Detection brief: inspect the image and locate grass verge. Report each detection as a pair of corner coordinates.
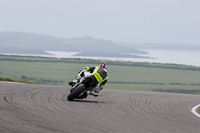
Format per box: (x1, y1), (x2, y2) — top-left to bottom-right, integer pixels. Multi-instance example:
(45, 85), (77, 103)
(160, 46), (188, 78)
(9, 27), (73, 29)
(1, 55), (200, 94)
(0, 77), (39, 84)
(196, 106), (200, 114)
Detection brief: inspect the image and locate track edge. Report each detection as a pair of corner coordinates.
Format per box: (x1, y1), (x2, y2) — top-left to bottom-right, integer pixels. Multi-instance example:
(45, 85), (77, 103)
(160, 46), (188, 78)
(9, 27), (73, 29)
(191, 104), (200, 118)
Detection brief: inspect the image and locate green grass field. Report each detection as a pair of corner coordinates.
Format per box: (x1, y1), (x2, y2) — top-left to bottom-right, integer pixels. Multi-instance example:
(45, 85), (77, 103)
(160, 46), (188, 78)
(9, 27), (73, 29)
(1, 55), (200, 94)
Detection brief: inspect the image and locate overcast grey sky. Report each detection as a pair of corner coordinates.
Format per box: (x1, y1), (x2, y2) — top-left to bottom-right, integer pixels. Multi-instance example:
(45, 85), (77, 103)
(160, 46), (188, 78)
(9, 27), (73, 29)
(1, 0), (200, 45)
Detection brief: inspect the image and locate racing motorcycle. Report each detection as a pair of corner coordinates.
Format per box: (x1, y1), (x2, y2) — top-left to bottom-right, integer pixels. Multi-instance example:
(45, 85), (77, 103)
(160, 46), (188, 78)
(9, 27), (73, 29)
(67, 71), (99, 101)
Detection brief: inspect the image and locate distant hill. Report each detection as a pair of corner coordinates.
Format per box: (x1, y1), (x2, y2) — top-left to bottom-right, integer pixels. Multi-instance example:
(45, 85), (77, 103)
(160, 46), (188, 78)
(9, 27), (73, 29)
(118, 42), (200, 51)
(0, 31), (148, 58)
(0, 44), (47, 54)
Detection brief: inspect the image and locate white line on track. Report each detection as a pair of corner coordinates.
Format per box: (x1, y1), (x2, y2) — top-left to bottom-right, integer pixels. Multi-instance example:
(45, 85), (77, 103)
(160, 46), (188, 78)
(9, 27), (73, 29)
(191, 104), (200, 118)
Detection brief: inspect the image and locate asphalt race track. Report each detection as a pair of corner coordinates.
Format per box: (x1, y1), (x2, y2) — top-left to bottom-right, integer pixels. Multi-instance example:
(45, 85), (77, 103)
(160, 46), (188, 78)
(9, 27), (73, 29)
(0, 82), (200, 133)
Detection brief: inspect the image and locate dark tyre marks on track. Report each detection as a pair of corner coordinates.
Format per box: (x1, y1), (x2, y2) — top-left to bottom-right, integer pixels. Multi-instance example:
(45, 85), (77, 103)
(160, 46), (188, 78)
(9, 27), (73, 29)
(0, 82), (200, 133)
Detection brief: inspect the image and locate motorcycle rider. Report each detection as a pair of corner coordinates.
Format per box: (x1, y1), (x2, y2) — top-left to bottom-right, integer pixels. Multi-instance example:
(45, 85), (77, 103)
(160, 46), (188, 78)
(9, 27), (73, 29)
(68, 63), (108, 98)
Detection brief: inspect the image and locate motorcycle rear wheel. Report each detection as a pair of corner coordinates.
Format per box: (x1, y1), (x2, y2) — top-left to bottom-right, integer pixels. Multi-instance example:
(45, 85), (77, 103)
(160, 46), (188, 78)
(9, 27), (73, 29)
(67, 84), (86, 101)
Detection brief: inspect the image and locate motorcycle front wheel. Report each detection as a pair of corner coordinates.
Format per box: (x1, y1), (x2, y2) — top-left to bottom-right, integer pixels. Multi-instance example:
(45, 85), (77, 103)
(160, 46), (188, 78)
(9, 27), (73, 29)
(67, 84), (86, 101)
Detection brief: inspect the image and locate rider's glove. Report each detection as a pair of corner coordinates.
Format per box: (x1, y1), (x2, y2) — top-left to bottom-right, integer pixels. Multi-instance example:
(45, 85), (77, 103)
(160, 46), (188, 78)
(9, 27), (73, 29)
(76, 76), (81, 82)
(84, 67), (90, 70)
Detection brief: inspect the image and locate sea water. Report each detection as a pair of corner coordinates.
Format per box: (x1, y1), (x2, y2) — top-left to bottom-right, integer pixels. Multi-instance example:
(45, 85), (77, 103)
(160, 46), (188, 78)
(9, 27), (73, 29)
(45, 50), (200, 67)
(2, 50), (200, 67)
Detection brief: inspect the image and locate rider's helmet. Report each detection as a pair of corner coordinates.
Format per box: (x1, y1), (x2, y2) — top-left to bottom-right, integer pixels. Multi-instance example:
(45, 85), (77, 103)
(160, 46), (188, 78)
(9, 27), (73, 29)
(99, 63), (107, 70)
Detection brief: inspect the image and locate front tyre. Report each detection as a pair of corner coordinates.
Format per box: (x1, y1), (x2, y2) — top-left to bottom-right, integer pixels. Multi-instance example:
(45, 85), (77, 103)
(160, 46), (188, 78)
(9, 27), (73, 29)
(67, 84), (86, 101)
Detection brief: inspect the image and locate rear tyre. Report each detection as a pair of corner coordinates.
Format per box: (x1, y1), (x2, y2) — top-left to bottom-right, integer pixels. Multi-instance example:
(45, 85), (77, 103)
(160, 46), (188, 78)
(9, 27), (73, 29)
(67, 84), (86, 101)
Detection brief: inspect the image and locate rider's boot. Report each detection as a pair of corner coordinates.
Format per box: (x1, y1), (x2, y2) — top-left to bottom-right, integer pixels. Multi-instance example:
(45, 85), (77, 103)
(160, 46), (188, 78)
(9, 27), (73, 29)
(88, 90), (99, 97)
